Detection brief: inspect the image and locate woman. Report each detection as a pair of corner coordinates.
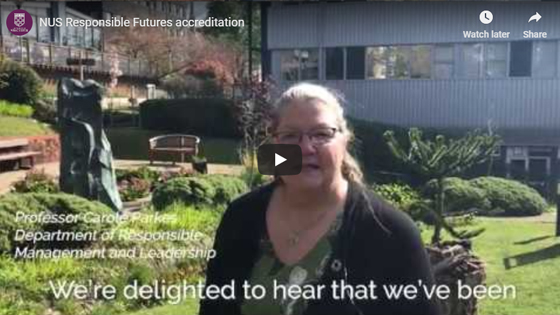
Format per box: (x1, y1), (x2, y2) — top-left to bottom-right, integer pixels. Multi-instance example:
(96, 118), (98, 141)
(199, 83), (440, 315)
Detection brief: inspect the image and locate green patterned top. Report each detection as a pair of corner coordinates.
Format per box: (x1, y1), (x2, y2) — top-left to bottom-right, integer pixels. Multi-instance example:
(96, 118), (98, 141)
(241, 211), (343, 315)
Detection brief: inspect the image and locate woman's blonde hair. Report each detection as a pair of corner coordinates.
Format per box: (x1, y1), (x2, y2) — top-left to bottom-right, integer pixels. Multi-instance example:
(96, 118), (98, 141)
(270, 82), (364, 184)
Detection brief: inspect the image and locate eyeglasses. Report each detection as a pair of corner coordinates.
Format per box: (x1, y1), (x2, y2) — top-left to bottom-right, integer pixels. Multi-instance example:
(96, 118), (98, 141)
(272, 127), (340, 145)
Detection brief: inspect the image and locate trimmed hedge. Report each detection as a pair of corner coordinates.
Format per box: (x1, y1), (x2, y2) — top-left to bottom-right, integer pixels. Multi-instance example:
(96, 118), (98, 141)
(151, 175), (248, 210)
(152, 177), (215, 210)
(470, 177), (547, 216)
(139, 98), (241, 138)
(423, 177), (490, 214)
(201, 174), (248, 205)
(0, 59), (43, 105)
(0, 193), (115, 254)
(419, 176), (547, 216)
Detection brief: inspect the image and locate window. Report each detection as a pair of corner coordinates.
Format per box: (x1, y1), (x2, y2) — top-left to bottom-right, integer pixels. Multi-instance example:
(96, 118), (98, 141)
(433, 44), (453, 79)
(533, 41), (557, 78)
(410, 45), (431, 78)
(459, 43), (483, 78)
(346, 47), (365, 79)
(325, 48), (344, 80)
(510, 41), (532, 77)
(280, 49), (318, 81)
(85, 28), (93, 48)
(486, 43), (507, 78)
(300, 49), (319, 80)
(93, 28), (102, 50)
(366, 45), (430, 79)
(366, 47), (388, 79)
(280, 50), (298, 81)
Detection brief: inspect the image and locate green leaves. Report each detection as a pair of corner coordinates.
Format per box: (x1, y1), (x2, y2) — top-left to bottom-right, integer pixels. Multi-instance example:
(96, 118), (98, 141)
(384, 128), (501, 178)
(384, 127), (500, 243)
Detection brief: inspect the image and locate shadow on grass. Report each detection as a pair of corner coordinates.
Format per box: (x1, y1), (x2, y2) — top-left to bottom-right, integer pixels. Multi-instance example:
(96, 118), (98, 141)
(514, 235), (554, 245)
(503, 243), (560, 270)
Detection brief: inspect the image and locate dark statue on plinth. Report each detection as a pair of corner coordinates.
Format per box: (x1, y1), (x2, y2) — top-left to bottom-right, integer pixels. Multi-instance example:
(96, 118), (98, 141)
(57, 78), (122, 211)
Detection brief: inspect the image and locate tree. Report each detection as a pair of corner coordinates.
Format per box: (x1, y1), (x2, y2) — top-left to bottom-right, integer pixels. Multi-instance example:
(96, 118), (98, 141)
(233, 78), (276, 188)
(384, 128), (501, 244)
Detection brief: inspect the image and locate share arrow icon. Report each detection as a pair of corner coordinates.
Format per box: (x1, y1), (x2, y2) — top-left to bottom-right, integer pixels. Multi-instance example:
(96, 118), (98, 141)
(528, 12), (541, 23)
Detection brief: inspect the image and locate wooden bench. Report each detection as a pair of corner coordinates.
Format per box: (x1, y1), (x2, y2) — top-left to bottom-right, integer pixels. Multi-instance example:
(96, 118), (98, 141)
(0, 139), (41, 170)
(148, 134), (200, 165)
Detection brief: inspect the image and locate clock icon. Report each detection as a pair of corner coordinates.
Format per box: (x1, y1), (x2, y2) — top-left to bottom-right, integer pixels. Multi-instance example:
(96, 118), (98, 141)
(480, 10), (493, 24)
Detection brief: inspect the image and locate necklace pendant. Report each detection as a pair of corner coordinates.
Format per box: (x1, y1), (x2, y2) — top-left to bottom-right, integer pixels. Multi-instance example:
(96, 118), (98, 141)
(289, 233), (299, 247)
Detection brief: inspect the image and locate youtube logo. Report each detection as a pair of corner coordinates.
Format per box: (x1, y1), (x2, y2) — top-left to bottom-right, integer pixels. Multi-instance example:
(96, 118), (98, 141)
(257, 144), (302, 176)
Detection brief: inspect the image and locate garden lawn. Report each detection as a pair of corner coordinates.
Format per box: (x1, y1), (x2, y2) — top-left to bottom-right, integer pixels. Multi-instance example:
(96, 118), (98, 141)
(423, 217), (560, 315)
(0, 115), (55, 137)
(124, 297), (199, 315)
(106, 127), (241, 164)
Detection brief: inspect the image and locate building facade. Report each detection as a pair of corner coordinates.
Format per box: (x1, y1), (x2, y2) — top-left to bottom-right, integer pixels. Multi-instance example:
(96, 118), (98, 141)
(0, 1), (208, 98)
(262, 1), (560, 196)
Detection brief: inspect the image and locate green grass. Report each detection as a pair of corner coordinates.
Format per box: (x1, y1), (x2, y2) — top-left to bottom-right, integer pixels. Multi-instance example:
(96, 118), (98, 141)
(0, 115), (55, 137)
(106, 127), (241, 164)
(124, 297), (199, 315)
(422, 217), (560, 315)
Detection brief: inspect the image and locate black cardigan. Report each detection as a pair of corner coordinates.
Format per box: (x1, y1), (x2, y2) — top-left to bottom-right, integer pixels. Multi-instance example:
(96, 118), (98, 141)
(199, 181), (441, 315)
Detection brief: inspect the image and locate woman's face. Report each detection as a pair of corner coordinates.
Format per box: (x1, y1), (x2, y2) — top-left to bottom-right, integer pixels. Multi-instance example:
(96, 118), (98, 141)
(273, 100), (347, 190)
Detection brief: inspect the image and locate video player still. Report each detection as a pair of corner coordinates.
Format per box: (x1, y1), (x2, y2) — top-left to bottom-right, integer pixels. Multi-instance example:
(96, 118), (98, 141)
(0, 1), (559, 315)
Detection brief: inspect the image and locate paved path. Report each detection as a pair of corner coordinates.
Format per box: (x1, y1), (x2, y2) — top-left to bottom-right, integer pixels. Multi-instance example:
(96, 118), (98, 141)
(0, 160), (243, 195)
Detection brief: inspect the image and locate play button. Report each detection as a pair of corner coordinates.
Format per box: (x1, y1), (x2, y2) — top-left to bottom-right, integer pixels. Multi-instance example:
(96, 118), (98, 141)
(275, 153), (287, 166)
(258, 144), (302, 175)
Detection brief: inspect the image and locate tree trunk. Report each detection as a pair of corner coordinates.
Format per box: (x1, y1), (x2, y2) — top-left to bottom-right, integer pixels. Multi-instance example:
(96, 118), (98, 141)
(427, 240), (486, 315)
(432, 177), (445, 244)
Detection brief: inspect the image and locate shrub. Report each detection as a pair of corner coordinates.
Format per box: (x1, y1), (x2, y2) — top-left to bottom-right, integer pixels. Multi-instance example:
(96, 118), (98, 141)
(0, 193), (115, 254)
(32, 99), (57, 124)
(161, 74), (222, 98)
(469, 177), (547, 216)
(139, 98), (240, 138)
(119, 178), (151, 202)
(423, 177), (490, 214)
(202, 174), (248, 205)
(0, 59), (43, 105)
(152, 177), (216, 210)
(239, 148), (271, 188)
(372, 183), (420, 211)
(11, 169), (59, 193)
(116, 166), (161, 185)
(0, 100), (33, 118)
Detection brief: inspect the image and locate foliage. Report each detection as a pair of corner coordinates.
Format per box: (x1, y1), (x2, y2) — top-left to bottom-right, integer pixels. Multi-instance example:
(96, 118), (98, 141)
(384, 127), (500, 244)
(470, 177), (547, 216)
(151, 174), (248, 210)
(119, 178), (151, 202)
(239, 148), (270, 188)
(32, 99), (57, 124)
(161, 74), (222, 98)
(0, 100), (33, 118)
(372, 182), (420, 211)
(233, 79), (275, 188)
(423, 177), (490, 214)
(0, 59), (43, 105)
(152, 177), (217, 210)
(11, 169), (59, 193)
(0, 192), (114, 254)
(139, 98), (240, 138)
(201, 174), (248, 205)
(116, 166), (161, 185)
